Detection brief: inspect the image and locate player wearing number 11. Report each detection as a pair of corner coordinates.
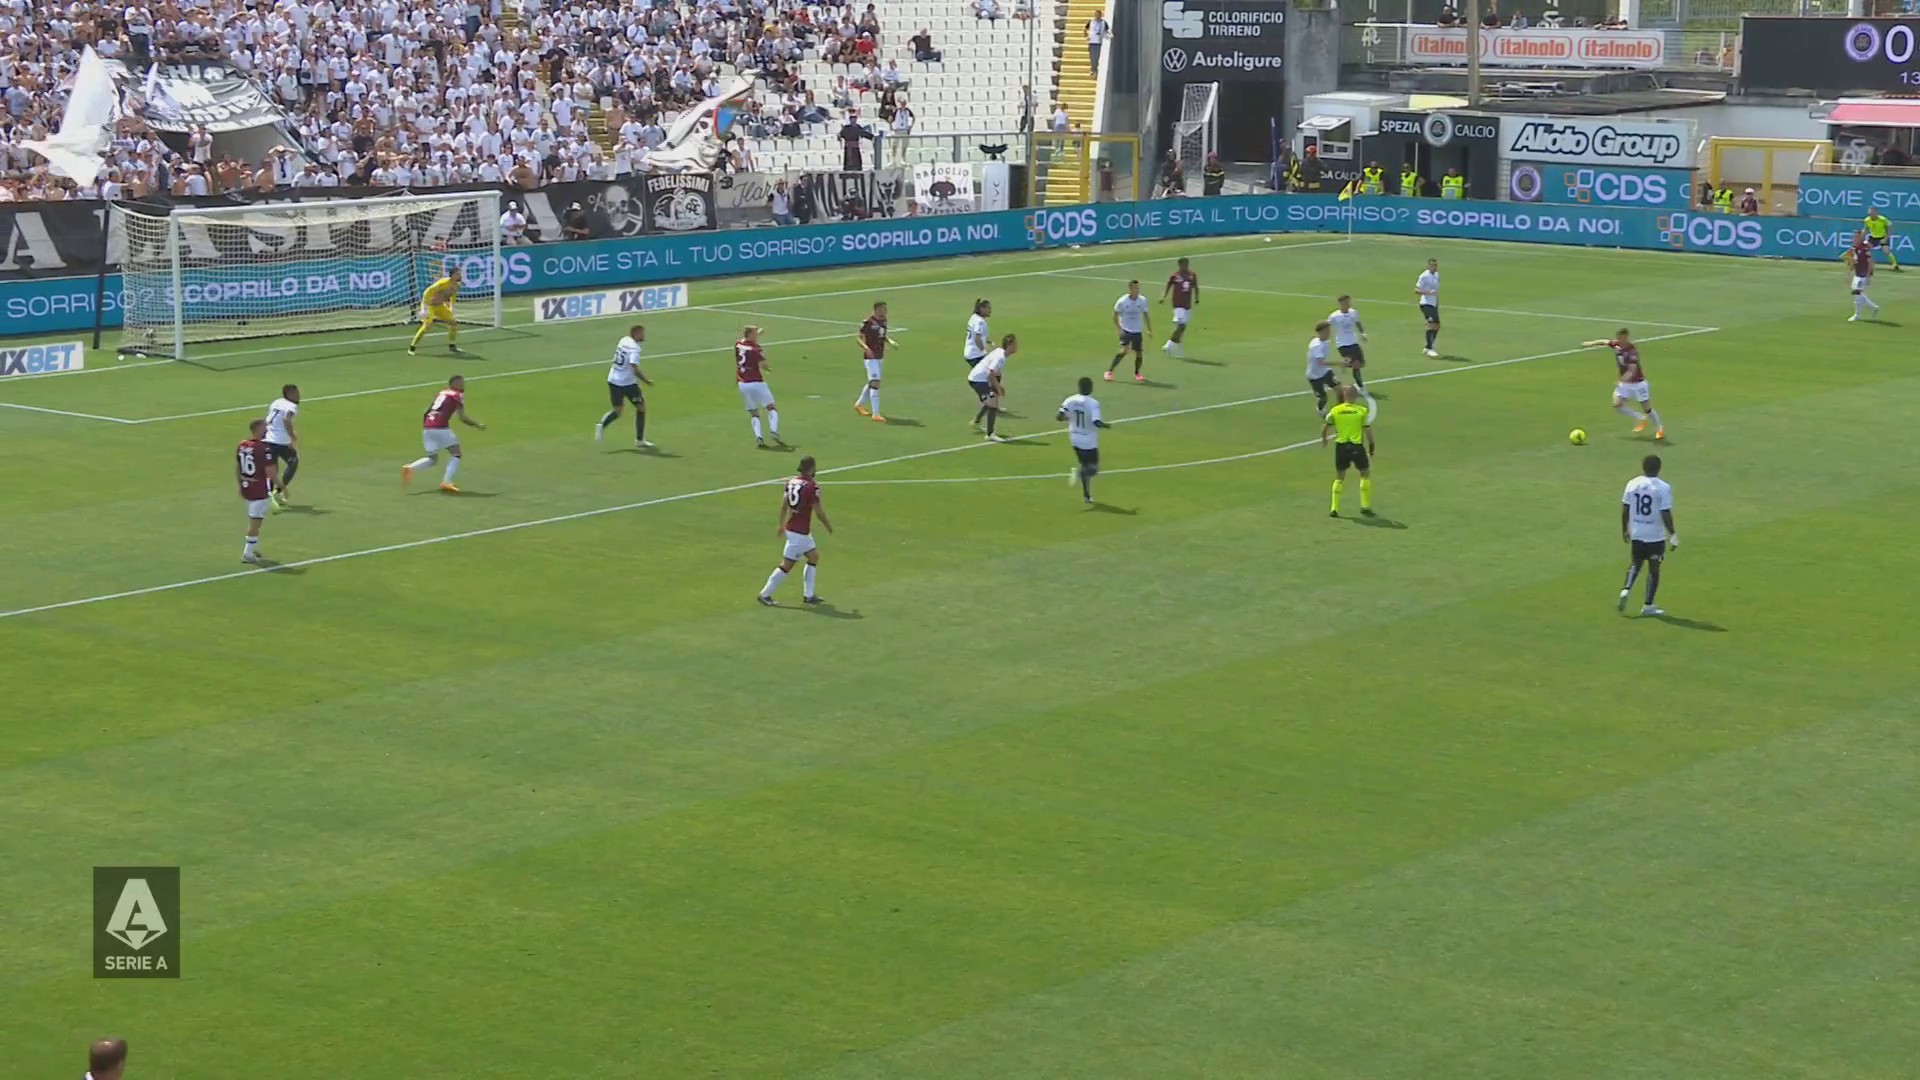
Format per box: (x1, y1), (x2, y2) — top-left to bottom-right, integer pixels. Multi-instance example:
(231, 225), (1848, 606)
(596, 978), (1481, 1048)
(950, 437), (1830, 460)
(1057, 377), (1110, 505)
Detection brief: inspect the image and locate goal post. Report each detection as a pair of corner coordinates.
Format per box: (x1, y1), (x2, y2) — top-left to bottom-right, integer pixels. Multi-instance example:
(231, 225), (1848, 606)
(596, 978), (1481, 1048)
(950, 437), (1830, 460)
(1173, 82), (1219, 196)
(113, 190), (504, 360)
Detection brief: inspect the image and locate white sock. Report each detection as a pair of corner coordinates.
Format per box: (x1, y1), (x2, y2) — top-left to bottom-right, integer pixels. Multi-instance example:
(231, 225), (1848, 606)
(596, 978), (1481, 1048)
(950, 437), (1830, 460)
(1615, 403), (1646, 421)
(760, 567), (787, 597)
(1854, 295), (1867, 315)
(1645, 409), (1662, 430)
(802, 563), (818, 597)
(443, 457), (460, 483)
(854, 387), (869, 407)
(406, 455), (435, 470)
(1361, 389), (1377, 415)
(768, 409), (780, 436)
(751, 414), (763, 440)
(866, 390), (878, 415)
(243, 536), (258, 557)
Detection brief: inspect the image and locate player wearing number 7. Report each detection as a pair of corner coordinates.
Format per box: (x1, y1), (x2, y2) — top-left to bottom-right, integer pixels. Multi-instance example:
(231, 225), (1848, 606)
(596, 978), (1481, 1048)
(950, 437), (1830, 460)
(1619, 453), (1677, 617)
(408, 265), (466, 355)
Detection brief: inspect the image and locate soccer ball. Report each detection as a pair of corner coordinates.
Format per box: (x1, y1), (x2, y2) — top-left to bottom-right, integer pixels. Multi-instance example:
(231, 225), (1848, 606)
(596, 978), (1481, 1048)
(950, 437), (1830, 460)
(1569, 428), (1588, 445)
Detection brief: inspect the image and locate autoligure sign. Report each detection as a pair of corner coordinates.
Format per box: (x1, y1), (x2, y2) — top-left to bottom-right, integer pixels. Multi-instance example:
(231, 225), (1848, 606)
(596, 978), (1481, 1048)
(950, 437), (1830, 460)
(1159, 0), (1285, 81)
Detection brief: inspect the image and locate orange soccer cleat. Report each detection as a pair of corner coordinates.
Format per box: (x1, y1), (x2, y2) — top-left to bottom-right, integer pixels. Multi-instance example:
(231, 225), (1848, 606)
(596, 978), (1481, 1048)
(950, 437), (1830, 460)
(1655, 428), (1666, 441)
(1632, 419), (1649, 434)
(854, 404), (871, 417)
(439, 482), (460, 493)
(870, 413), (887, 423)
(401, 465), (413, 488)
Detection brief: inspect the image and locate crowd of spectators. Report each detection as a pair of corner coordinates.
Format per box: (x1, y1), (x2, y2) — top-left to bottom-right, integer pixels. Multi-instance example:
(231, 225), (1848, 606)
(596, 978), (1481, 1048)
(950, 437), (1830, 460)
(0, 0), (936, 205)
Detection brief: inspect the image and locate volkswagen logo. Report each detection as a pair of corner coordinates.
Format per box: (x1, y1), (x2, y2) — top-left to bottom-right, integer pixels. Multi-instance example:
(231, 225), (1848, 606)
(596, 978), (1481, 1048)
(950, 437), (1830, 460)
(1423, 113), (1456, 147)
(1162, 47), (1189, 74)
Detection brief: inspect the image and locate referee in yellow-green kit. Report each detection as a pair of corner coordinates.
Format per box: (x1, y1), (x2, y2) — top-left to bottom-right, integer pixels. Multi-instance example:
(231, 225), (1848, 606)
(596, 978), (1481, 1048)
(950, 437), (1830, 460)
(1864, 207), (1901, 269)
(1321, 385), (1375, 517)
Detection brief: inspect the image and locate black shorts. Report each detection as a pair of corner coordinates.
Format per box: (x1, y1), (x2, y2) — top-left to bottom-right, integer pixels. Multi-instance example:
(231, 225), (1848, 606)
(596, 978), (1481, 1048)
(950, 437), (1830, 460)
(1338, 342), (1366, 367)
(964, 354), (984, 369)
(1334, 441), (1370, 471)
(1118, 330), (1143, 351)
(1309, 372), (1341, 396)
(1630, 538), (1667, 562)
(1420, 303), (1440, 324)
(1868, 234), (1889, 249)
(266, 441), (296, 464)
(1073, 445), (1099, 469)
(970, 379), (995, 402)
(607, 381), (643, 408)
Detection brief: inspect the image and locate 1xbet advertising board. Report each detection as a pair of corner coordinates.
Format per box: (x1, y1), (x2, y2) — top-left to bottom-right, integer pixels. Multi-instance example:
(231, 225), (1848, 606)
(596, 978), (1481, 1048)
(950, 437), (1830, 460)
(1795, 172), (1920, 217)
(1741, 16), (1920, 93)
(1508, 162), (1693, 210)
(1, 198), (1892, 338)
(1158, 0), (1285, 81)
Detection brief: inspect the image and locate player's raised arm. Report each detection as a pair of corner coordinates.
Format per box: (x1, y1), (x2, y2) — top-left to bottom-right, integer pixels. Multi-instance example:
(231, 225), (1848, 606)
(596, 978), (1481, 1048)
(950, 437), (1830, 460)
(1582, 338), (1614, 348)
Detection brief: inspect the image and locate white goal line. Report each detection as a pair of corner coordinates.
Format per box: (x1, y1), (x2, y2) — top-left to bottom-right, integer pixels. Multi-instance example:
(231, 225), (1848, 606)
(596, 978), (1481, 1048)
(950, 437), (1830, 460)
(0, 325), (1719, 622)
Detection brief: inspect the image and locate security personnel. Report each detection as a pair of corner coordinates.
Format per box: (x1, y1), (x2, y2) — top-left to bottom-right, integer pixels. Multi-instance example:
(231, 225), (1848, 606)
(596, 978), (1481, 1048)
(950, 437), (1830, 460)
(1399, 164), (1421, 196)
(1285, 155), (1304, 192)
(1202, 153), (1226, 196)
(1713, 185), (1735, 213)
(1440, 168), (1466, 199)
(1361, 161), (1386, 195)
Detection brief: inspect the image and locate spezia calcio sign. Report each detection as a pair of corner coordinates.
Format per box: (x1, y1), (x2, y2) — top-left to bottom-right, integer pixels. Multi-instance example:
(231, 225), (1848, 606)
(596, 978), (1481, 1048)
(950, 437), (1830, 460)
(1498, 116), (1695, 169)
(1379, 111), (1499, 146)
(1160, 0), (1284, 81)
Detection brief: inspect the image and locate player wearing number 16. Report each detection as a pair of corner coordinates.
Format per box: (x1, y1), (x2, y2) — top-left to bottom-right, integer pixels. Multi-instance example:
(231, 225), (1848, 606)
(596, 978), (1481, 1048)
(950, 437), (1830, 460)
(758, 455), (834, 607)
(408, 265), (466, 356)
(402, 376), (486, 493)
(1618, 454), (1677, 617)
(237, 418), (280, 564)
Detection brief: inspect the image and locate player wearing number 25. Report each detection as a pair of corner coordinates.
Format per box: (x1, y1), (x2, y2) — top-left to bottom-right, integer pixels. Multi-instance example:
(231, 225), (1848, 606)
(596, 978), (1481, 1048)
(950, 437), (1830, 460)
(409, 266), (466, 356)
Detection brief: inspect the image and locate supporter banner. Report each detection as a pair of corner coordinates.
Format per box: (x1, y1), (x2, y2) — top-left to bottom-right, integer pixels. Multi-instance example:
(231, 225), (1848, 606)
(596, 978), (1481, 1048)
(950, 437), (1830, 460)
(1159, 0), (1286, 81)
(8, 196), (1899, 336)
(134, 61), (286, 134)
(1508, 162), (1694, 210)
(1795, 172), (1920, 216)
(804, 169), (908, 219)
(913, 164), (977, 215)
(1740, 17), (1920, 93)
(0, 202), (108, 279)
(1498, 116), (1695, 169)
(640, 173), (718, 233)
(1402, 27), (1666, 69)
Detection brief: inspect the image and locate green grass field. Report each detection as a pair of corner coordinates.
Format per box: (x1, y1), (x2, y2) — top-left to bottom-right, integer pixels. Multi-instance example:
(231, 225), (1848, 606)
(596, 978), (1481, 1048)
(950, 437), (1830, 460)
(4, 233), (1918, 1078)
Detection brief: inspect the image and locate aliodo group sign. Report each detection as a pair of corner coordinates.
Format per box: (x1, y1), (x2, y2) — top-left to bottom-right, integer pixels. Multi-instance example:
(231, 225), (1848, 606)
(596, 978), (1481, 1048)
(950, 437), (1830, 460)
(1159, 0), (1285, 81)
(1498, 116), (1696, 168)
(1403, 27), (1667, 69)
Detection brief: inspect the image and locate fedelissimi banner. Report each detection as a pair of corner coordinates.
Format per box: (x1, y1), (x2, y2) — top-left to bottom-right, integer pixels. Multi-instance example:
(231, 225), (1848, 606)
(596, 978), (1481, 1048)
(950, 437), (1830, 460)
(3, 196), (1894, 337)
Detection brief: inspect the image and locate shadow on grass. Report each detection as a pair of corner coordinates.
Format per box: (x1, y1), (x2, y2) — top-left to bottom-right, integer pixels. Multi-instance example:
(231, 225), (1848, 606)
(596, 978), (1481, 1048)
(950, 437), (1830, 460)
(1654, 613), (1728, 632)
(1347, 513), (1408, 529)
(875, 416), (925, 428)
(278, 504), (332, 516)
(409, 488), (502, 497)
(1088, 502), (1138, 516)
(611, 445), (683, 459)
(774, 601), (864, 620)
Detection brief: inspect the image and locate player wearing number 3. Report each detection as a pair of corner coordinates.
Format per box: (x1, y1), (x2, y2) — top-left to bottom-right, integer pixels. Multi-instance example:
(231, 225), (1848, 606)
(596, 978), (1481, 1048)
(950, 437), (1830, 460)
(409, 265), (466, 356)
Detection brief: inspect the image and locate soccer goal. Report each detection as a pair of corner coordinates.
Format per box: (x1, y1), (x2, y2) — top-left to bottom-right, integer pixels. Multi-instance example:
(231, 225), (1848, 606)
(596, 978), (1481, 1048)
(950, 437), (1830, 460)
(111, 191), (504, 360)
(1172, 82), (1219, 196)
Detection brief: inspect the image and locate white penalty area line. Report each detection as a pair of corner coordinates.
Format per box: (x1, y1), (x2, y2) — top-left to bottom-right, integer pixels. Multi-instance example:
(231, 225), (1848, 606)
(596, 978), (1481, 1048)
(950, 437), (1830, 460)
(0, 324), (1718, 622)
(0, 401), (138, 424)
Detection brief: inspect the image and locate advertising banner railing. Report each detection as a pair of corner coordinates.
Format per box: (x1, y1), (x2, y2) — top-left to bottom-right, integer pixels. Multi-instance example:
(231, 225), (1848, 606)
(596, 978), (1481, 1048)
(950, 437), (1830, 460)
(1497, 116), (1696, 169)
(4, 195), (1893, 338)
(1354, 23), (1668, 69)
(1795, 171), (1920, 217)
(1508, 162), (1695, 210)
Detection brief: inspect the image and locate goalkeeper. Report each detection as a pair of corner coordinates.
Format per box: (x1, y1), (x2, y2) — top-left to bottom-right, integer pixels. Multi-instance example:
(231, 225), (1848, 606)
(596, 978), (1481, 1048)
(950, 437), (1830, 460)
(409, 266), (466, 355)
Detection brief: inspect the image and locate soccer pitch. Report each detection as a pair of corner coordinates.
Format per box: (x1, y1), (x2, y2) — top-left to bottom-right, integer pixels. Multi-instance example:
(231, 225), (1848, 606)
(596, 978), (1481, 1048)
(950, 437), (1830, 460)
(4, 233), (1919, 1077)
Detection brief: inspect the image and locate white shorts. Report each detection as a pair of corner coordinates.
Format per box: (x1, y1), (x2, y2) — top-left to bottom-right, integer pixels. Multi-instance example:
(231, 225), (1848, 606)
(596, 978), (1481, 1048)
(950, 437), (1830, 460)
(1615, 380), (1651, 404)
(1172, 306), (1191, 326)
(245, 497), (271, 519)
(863, 358), (883, 381)
(739, 381), (775, 410)
(782, 530), (817, 560)
(422, 427), (460, 453)
(1852, 275), (1870, 291)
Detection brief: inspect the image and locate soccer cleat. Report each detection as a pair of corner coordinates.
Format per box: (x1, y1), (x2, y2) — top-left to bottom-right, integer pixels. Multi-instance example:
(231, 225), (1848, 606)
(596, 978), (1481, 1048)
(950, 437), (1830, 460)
(401, 465), (413, 488)
(1133, 372), (1146, 383)
(757, 595), (777, 606)
(1068, 467), (1079, 487)
(1161, 342), (1171, 353)
(448, 344), (465, 354)
(594, 423), (605, 442)
(854, 404), (871, 417)
(1329, 510), (1339, 518)
(1424, 348), (1439, 358)
(242, 551), (261, 564)
(1617, 588), (1631, 612)
(636, 439), (655, 449)
(406, 347), (417, 356)
(1083, 496), (1094, 506)
(439, 482), (460, 493)
(870, 414), (887, 423)
(986, 433), (1007, 443)
(1848, 314), (1860, 323)
(803, 595), (825, 605)
(1103, 371), (1113, 381)
(1641, 605), (1665, 617)
(1361, 508), (1377, 517)
(269, 491), (287, 512)
(1632, 419), (1649, 434)
(1654, 429), (1666, 441)
(756, 437), (767, 448)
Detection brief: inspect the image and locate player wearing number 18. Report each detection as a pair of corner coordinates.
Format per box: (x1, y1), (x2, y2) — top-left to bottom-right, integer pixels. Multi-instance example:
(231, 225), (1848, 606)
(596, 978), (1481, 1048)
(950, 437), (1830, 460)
(236, 418), (280, 564)
(1321, 385), (1374, 518)
(1618, 454), (1677, 616)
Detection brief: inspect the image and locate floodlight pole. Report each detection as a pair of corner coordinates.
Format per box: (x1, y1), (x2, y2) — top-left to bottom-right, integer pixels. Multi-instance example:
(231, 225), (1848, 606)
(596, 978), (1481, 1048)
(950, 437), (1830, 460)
(1466, 0), (1483, 106)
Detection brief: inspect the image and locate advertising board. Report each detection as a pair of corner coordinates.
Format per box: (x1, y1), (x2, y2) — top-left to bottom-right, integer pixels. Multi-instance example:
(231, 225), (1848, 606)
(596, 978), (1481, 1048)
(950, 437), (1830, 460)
(1497, 116), (1695, 169)
(1795, 172), (1920, 216)
(1508, 162), (1694, 210)
(1402, 27), (1666, 69)
(1159, 0), (1286, 81)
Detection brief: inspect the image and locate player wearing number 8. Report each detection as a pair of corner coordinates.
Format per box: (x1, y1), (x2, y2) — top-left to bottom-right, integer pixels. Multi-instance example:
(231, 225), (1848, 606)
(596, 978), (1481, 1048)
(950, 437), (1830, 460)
(236, 418), (280, 564)
(758, 455), (834, 606)
(1619, 454), (1677, 617)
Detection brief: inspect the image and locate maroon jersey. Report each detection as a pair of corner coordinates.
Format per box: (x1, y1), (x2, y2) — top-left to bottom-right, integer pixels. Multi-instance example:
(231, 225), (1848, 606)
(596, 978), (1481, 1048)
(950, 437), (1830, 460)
(423, 387), (463, 429)
(1610, 342), (1645, 384)
(783, 475), (819, 534)
(236, 438), (274, 500)
(735, 339), (766, 383)
(1167, 268), (1198, 308)
(859, 316), (888, 359)
(1851, 244), (1874, 277)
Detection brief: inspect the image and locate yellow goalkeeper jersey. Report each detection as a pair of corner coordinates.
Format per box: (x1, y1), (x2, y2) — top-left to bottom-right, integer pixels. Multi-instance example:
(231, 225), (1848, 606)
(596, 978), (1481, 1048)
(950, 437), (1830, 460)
(422, 277), (458, 307)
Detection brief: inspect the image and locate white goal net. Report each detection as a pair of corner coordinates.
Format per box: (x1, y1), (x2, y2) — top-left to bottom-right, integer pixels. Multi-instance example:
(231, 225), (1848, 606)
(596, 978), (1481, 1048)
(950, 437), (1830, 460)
(1172, 82), (1219, 196)
(113, 191), (503, 360)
